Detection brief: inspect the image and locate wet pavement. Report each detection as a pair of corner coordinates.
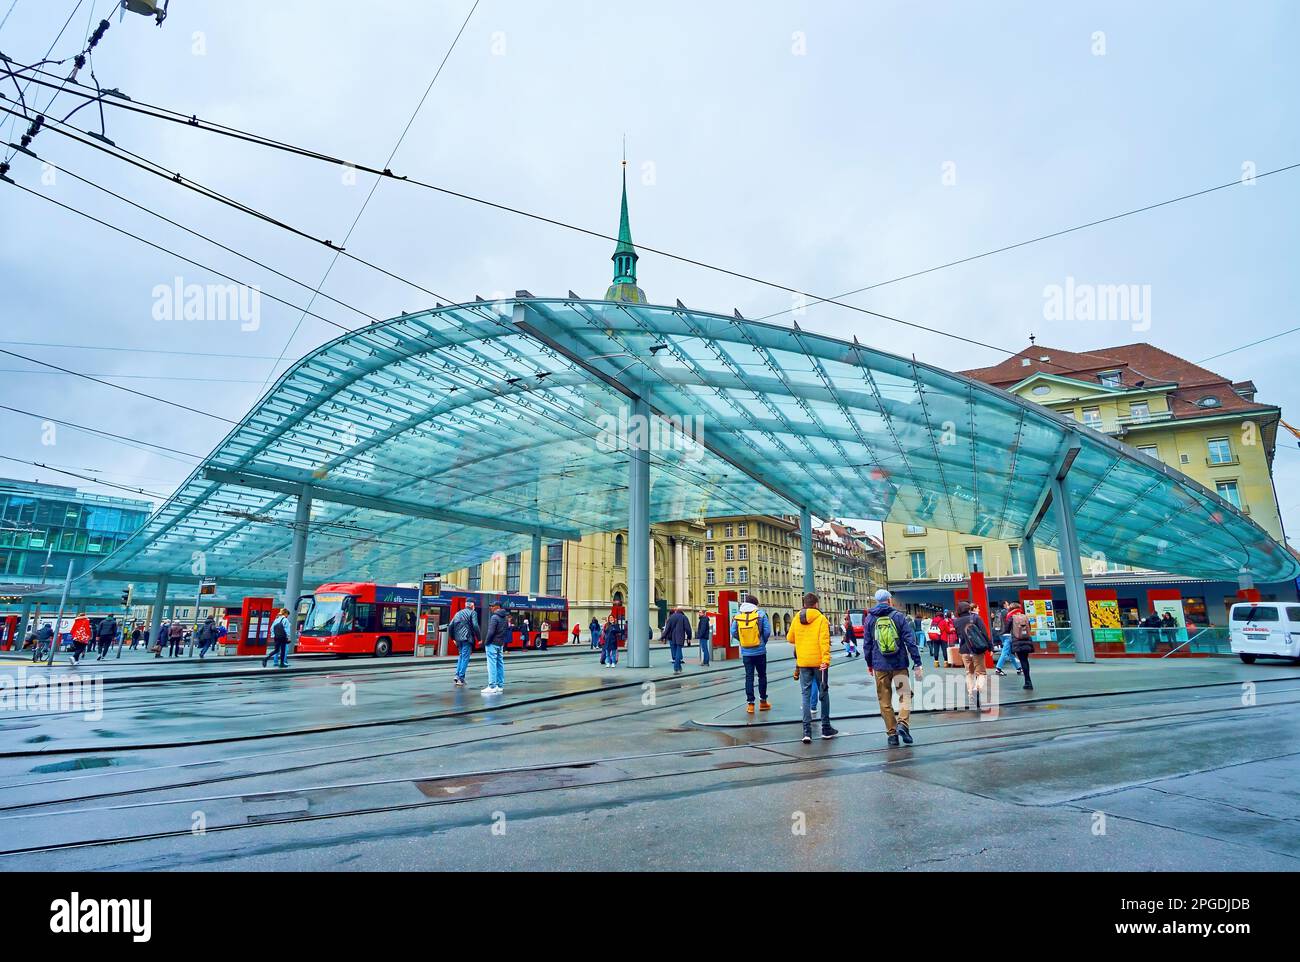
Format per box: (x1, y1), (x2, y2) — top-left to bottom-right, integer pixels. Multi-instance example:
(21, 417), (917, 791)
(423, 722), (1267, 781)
(0, 645), (1296, 871)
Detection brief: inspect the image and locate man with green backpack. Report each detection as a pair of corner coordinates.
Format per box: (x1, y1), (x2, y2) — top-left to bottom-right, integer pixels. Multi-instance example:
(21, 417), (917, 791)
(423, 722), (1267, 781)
(864, 589), (924, 747)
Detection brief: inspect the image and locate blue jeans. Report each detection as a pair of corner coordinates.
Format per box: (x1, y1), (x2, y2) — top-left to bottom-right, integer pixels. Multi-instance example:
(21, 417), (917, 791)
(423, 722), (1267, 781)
(485, 644), (504, 688)
(700, 638), (711, 664)
(742, 653), (767, 703)
(264, 639), (287, 667)
(669, 640), (684, 670)
(996, 635), (1020, 671)
(454, 639), (473, 680)
(603, 639), (618, 665)
(591, 631), (600, 649)
(810, 674), (820, 710)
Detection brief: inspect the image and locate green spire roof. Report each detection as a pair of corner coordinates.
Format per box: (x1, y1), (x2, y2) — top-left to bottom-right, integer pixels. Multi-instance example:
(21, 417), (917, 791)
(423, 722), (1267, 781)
(606, 160), (646, 303)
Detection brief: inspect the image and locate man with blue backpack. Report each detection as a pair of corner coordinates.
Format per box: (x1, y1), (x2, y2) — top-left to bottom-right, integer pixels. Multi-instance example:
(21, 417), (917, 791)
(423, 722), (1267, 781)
(865, 589), (924, 747)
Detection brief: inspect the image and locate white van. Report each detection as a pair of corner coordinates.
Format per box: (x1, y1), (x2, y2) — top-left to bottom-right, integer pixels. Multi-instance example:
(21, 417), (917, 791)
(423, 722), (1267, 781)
(1229, 603), (1300, 663)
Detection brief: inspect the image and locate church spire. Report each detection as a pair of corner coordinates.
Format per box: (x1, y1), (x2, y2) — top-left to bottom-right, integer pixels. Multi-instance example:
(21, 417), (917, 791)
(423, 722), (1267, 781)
(606, 145), (646, 303)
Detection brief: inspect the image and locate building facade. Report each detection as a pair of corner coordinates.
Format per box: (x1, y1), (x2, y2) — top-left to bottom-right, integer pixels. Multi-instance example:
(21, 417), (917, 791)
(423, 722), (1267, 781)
(882, 342), (1293, 625)
(0, 478), (152, 588)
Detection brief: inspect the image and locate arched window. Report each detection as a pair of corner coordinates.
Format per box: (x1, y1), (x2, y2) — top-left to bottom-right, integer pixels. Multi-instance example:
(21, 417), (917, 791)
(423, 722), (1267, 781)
(614, 533), (625, 566)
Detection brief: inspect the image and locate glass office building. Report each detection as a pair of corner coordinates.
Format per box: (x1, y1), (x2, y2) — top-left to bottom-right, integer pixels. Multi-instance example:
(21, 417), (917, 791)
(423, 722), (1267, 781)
(0, 477), (152, 586)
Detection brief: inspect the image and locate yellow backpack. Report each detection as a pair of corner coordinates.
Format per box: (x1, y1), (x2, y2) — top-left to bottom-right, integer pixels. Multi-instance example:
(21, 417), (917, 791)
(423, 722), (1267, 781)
(736, 610), (761, 648)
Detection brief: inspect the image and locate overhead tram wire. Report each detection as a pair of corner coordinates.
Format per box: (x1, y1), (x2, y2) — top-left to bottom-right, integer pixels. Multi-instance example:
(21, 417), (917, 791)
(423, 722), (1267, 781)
(257, 0), (481, 395)
(0, 102), (459, 307)
(6, 62), (1299, 370)
(0, 0), (84, 152)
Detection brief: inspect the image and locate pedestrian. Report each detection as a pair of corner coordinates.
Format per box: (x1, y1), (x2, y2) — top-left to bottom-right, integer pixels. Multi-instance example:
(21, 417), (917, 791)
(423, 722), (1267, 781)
(925, 611), (946, 667)
(954, 600), (992, 711)
(993, 600), (1022, 677)
(94, 612), (119, 661)
(696, 609), (712, 665)
(571, 622), (581, 646)
(590, 616), (601, 649)
(1159, 611), (1178, 650)
(788, 592), (836, 743)
(448, 601), (480, 687)
(601, 615), (620, 667)
(865, 589), (924, 746)
(731, 593), (772, 714)
(153, 621), (167, 658)
(262, 607), (291, 668)
(196, 615), (218, 659)
(842, 612), (860, 658)
(662, 605), (691, 673)
(1008, 603), (1035, 691)
(539, 619), (550, 651)
(68, 612), (92, 666)
(167, 619), (184, 658)
(519, 616), (530, 649)
(481, 602), (508, 694)
(131, 624), (144, 650)
(1141, 610), (1162, 652)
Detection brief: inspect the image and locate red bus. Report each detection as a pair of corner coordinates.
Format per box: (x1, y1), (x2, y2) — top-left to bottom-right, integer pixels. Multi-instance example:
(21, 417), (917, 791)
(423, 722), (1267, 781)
(296, 583), (569, 657)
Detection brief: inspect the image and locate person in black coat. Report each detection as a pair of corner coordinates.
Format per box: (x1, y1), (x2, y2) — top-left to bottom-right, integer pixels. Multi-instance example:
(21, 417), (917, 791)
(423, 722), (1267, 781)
(696, 610), (713, 665)
(662, 607), (692, 673)
(954, 601), (992, 710)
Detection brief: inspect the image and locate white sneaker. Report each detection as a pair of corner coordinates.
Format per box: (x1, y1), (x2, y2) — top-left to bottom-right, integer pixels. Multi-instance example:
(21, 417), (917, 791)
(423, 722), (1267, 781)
(480, 686), (498, 695)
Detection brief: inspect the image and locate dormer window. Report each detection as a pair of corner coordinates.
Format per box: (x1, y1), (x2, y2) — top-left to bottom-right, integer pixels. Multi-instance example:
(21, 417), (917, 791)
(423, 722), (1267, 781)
(1197, 396), (1221, 409)
(1098, 370), (1122, 387)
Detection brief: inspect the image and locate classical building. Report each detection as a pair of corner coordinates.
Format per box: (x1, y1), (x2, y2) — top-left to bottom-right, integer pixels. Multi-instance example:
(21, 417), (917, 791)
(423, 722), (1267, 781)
(882, 342), (1291, 626)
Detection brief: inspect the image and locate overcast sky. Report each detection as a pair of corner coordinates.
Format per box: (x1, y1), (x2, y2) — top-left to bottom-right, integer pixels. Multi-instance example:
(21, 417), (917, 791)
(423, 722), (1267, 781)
(1, 0), (1297, 547)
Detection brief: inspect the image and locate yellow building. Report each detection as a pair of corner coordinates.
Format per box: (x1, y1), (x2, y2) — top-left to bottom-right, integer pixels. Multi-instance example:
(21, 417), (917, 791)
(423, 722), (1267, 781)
(882, 342), (1288, 625)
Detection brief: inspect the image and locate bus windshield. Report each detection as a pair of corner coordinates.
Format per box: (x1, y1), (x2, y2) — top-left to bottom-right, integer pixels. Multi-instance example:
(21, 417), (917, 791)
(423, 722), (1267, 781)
(303, 593), (352, 635)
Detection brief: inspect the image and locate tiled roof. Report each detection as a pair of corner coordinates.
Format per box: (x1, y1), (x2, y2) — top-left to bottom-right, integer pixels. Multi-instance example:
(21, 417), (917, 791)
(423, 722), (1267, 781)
(961, 343), (1277, 420)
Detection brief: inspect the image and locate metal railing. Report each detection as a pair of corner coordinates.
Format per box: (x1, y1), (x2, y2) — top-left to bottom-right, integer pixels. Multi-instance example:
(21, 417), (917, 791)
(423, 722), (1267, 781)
(1022, 626), (1228, 656)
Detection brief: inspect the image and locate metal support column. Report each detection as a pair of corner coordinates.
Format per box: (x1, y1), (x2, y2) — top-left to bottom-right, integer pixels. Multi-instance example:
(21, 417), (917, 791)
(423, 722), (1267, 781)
(799, 507), (816, 597)
(284, 485), (313, 645)
(148, 575), (169, 650)
(17, 599), (32, 647)
(1050, 475), (1095, 663)
(529, 533), (542, 596)
(627, 395), (651, 668)
(1022, 534), (1040, 590)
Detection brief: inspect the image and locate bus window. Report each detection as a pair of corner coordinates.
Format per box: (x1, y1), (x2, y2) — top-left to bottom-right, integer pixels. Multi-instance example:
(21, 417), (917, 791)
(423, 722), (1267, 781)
(303, 593), (351, 635)
(380, 604), (417, 632)
(353, 603), (376, 633)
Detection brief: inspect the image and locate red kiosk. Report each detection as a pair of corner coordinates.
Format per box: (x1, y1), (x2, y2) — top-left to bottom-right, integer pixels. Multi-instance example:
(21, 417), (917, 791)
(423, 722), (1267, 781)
(715, 589), (740, 661)
(232, 596), (275, 656)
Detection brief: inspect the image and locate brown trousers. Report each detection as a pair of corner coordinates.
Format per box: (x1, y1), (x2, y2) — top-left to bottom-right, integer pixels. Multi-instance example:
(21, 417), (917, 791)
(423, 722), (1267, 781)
(875, 668), (912, 735)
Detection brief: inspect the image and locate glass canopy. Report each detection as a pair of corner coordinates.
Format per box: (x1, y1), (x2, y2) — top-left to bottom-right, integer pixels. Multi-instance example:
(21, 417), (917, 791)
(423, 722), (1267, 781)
(88, 297), (1298, 593)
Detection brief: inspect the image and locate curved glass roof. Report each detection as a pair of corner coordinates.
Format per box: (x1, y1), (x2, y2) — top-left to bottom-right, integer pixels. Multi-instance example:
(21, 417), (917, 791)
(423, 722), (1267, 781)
(88, 297), (1298, 592)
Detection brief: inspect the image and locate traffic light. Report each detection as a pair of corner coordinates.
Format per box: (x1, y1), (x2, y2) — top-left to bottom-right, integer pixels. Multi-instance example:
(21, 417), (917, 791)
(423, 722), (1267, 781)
(121, 585), (133, 608)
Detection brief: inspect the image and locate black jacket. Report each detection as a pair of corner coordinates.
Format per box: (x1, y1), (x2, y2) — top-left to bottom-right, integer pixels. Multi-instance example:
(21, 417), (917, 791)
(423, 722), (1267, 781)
(484, 610), (509, 647)
(662, 610), (692, 643)
(954, 613), (991, 655)
(696, 615), (711, 640)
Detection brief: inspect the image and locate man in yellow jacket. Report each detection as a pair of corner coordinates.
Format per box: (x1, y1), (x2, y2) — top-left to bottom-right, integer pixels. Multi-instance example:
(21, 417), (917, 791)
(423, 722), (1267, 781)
(787, 592), (838, 744)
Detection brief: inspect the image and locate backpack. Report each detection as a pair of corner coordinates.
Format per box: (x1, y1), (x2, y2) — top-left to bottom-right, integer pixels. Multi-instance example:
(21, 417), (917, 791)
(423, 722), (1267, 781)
(272, 619), (289, 643)
(736, 610), (761, 648)
(961, 618), (990, 654)
(873, 613), (900, 655)
(1010, 612), (1031, 641)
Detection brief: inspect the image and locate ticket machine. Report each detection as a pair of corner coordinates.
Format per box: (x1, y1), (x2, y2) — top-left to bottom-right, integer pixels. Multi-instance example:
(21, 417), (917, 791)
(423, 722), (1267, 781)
(235, 596), (275, 656)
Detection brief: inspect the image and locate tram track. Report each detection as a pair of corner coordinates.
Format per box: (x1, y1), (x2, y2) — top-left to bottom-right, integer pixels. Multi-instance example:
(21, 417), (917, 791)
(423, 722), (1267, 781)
(3, 669), (1295, 813)
(2, 682), (1296, 859)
